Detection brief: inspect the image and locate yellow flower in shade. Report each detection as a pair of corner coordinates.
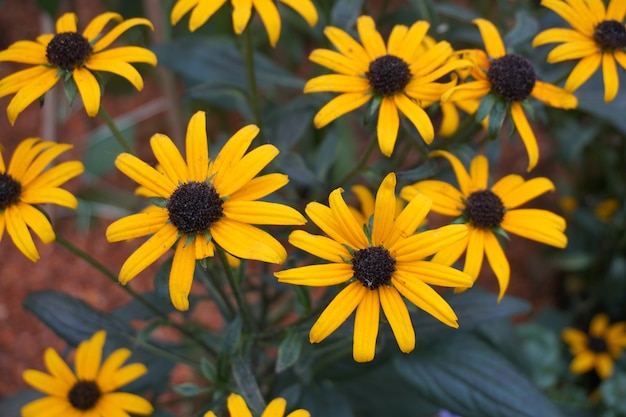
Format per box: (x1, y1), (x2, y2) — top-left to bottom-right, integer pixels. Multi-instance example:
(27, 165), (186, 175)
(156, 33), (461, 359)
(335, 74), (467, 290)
(562, 314), (626, 380)
(170, 0), (318, 47)
(400, 150), (567, 300)
(106, 111), (306, 311)
(533, 0), (626, 102)
(0, 12), (156, 125)
(21, 330), (153, 417)
(442, 19), (577, 171)
(204, 393), (309, 417)
(0, 138), (83, 261)
(275, 173), (473, 362)
(304, 16), (471, 157)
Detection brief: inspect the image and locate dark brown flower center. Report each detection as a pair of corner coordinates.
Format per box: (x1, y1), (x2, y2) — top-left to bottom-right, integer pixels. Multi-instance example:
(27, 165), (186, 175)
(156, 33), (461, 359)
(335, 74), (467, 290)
(588, 336), (608, 353)
(594, 20), (626, 51)
(167, 181), (223, 235)
(366, 55), (411, 96)
(46, 32), (93, 70)
(68, 380), (101, 410)
(352, 246), (396, 290)
(487, 54), (536, 102)
(0, 172), (22, 210)
(464, 190), (505, 229)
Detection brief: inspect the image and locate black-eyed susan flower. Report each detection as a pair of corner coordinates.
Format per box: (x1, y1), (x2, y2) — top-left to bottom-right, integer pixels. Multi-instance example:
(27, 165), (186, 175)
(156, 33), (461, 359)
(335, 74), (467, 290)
(21, 330), (153, 417)
(106, 111), (306, 311)
(442, 19), (577, 172)
(400, 150), (567, 300)
(533, 0), (626, 102)
(562, 313), (626, 380)
(0, 138), (83, 261)
(170, 0), (318, 47)
(275, 173), (473, 362)
(304, 16), (471, 157)
(204, 393), (309, 417)
(0, 12), (156, 125)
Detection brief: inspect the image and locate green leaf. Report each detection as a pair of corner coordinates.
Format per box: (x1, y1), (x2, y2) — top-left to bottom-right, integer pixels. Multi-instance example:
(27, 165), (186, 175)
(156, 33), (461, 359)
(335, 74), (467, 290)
(487, 99), (507, 139)
(276, 330), (304, 373)
(172, 382), (211, 397)
(601, 372), (626, 414)
(276, 152), (320, 186)
(232, 354), (266, 413)
(396, 159), (438, 183)
(516, 323), (561, 390)
(200, 357), (217, 381)
(394, 334), (564, 417)
(475, 93), (496, 123)
(331, 0), (364, 29)
(300, 382), (355, 417)
(503, 10), (539, 49)
(83, 122), (136, 176)
(217, 316), (242, 381)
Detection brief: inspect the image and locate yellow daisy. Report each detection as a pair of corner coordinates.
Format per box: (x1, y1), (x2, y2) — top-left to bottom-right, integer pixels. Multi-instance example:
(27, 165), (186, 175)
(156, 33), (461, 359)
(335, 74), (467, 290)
(533, 0), (626, 102)
(170, 0), (318, 47)
(442, 19), (577, 172)
(275, 173), (473, 362)
(562, 313), (626, 380)
(0, 138), (83, 261)
(304, 16), (471, 157)
(0, 12), (156, 125)
(400, 150), (567, 300)
(204, 393), (309, 417)
(21, 330), (153, 417)
(106, 111), (306, 311)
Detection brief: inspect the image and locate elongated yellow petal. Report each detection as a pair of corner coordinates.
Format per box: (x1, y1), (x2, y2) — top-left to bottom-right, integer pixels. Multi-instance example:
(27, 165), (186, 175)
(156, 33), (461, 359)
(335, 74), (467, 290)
(169, 239), (196, 311)
(288, 230), (351, 262)
(392, 224), (468, 261)
(564, 52), (602, 92)
(602, 53), (620, 102)
(590, 314), (610, 336)
(490, 174), (524, 198)
(115, 153), (176, 198)
(96, 348), (131, 390)
(310, 282), (365, 343)
(395, 93), (434, 144)
(189, 0), (227, 31)
(430, 150), (472, 196)
(584, 0), (606, 25)
(397, 21), (430, 63)
(473, 19), (505, 58)
(441, 80), (491, 103)
(275, 263), (354, 286)
(562, 328), (588, 352)
(377, 96), (399, 156)
(0, 66), (54, 97)
(397, 260), (473, 287)
(93, 18), (154, 52)
(56, 12), (78, 33)
(431, 234), (468, 267)
(380, 285), (415, 353)
(504, 208), (566, 230)
(82, 12), (123, 41)
(596, 353), (614, 379)
(546, 40), (598, 62)
(118, 224), (179, 284)
(468, 155), (488, 191)
(387, 25), (409, 57)
(483, 231), (510, 301)
(22, 369), (69, 397)
(402, 180), (463, 217)
(86, 59), (144, 90)
(351, 184), (375, 221)
(0, 40), (47, 64)
(308, 48), (368, 75)
(510, 101), (538, 172)
(231, 0), (253, 35)
(262, 398), (287, 417)
(211, 218), (286, 263)
(323, 26), (369, 62)
(393, 274), (459, 327)
(223, 200), (305, 225)
(385, 193), (431, 247)
(7, 139), (51, 180)
(463, 227), (485, 279)
(73, 67), (101, 117)
(218, 144), (278, 196)
(5, 205), (39, 261)
(353, 289), (380, 362)
(312, 92), (371, 128)
(227, 393), (253, 417)
(304, 74), (370, 93)
(607, 0), (626, 21)
(150, 134), (188, 184)
(404, 80), (452, 102)
(185, 111), (209, 181)
(542, 0), (595, 35)
(253, 0), (281, 46)
(75, 330), (105, 381)
(102, 392), (154, 415)
(44, 347), (76, 386)
(371, 173), (396, 245)
(228, 173), (288, 201)
(498, 177), (555, 208)
(306, 201), (352, 247)
(532, 27), (592, 47)
(210, 124), (259, 186)
(501, 211), (568, 247)
(570, 351), (595, 374)
(22, 161), (83, 191)
(194, 234), (215, 260)
(6, 69), (58, 125)
(21, 396), (73, 417)
(19, 203), (55, 245)
(328, 187), (369, 248)
(17, 142), (72, 185)
(531, 80), (578, 109)
(411, 41), (452, 77)
(439, 102), (460, 136)
(279, 0), (318, 26)
(106, 207), (169, 242)
(171, 0), (201, 25)
(356, 16), (386, 60)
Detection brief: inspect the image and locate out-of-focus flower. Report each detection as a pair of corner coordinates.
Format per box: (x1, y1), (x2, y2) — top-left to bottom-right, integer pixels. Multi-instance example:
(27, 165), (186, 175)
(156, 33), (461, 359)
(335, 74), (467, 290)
(594, 198), (619, 222)
(204, 393), (309, 417)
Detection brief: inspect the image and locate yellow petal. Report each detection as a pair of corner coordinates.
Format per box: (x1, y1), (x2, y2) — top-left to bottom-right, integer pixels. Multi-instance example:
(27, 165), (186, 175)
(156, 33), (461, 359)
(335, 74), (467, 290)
(396, 21), (430, 63)
(223, 200), (306, 225)
(585, 0), (606, 25)
(396, 260), (473, 288)
(393, 274), (459, 327)
(562, 328), (588, 352)
(102, 392), (154, 415)
(386, 25), (409, 57)
(184, 111), (209, 181)
(377, 96), (399, 156)
(473, 19), (505, 59)
(541, 0), (595, 35)
(356, 16), (386, 60)
(563, 52), (602, 92)
(441, 80), (492, 103)
(118, 224), (179, 284)
(308, 48), (368, 75)
(228, 173), (289, 201)
(227, 393), (253, 417)
(96, 348), (131, 390)
(217, 144), (279, 196)
(353, 289), (380, 362)
(211, 218), (286, 263)
(0, 66), (55, 98)
(607, 0), (626, 21)
(287, 230), (351, 262)
(106, 207), (169, 242)
(380, 285), (415, 353)
(430, 150), (472, 196)
(18, 203), (55, 245)
(56, 12), (78, 33)
(92, 46), (157, 65)
(5, 205), (40, 261)
(6, 69), (59, 125)
(546, 40), (598, 62)
(351, 184), (375, 221)
(75, 330), (105, 381)
(44, 347), (76, 386)
(463, 227), (485, 279)
(21, 396), (73, 417)
(253, 0), (282, 47)
(323, 26), (368, 62)
(602, 53), (619, 102)
(82, 12), (123, 42)
(150, 133), (188, 184)
(22, 161), (83, 191)
(22, 368), (69, 397)
(570, 350), (595, 374)
(279, 0), (318, 27)
(312, 92), (371, 128)
(431, 234), (469, 267)
(115, 153), (176, 198)
(385, 192), (432, 247)
(171, 0), (201, 25)
(169, 239), (196, 311)
(310, 282), (365, 343)
(73, 67), (101, 117)
(85, 59), (144, 90)
(501, 211), (568, 248)
(403, 180), (463, 217)
(595, 353), (614, 379)
(0, 40), (47, 64)
(483, 231), (510, 301)
(532, 27), (592, 47)
(92, 18), (154, 52)
(328, 187), (369, 248)
(510, 101), (538, 172)
(210, 123), (258, 180)
(392, 224), (469, 261)
(187, 0), (227, 31)
(394, 93), (434, 144)
(439, 101), (460, 136)
(531, 80), (578, 109)
(469, 155), (489, 191)
(498, 177), (555, 208)
(231, 0), (253, 35)
(372, 173), (397, 245)
(590, 313), (610, 337)
(304, 74), (370, 93)
(262, 398), (287, 417)
(490, 174), (524, 198)
(275, 263), (354, 286)
(410, 41), (452, 77)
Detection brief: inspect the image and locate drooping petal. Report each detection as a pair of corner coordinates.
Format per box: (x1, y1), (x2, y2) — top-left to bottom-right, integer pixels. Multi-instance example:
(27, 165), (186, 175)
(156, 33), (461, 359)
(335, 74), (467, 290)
(92, 18), (154, 52)
(602, 53), (620, 102)
(312, 92), (371, 128)
(376, 96), (400, 157)
(569, 350), (595, 374)
(393, 274), (459, 327)
(501, 210), (568, 247)
(510, 101), (538, 172)
(287, 229), (351, 262)
(392, 224), (469, 261)
(473, 19), (506, 58)
(394, 93), (434, 144)
(252, 0), (282, 47)
(310, 282), (365, 343)
(498, 177), (555, 208)
(92, 46), (157, 64)
(441, 80), (492, 103)
(430, 150), (472, 196)
(463, 227), (485, 279)
(20, 396), (74, 417)
(564, 52), (602, 92)
(186, 0), (226, 31)
(279, 0), (318, 27)
(211, 218), (287, 263)
(483, 231), (510, 301)
(531, 80), (578, 109)
(380, 285), (415, 353)
(169, 238), (197, 311)
(85, 58), (145, 90)
(82, 12), (123, 42)
(170, 0), (201, 25)
(102, 392), (154, 415)
(595, 353), (614, 379)
(18, 203), (55, 245)
(353, 289), (380, 362)
(6, 69), (59, 125)
(4, 205), (40, 261)
(275, 263), (354, 286)
(231, 0), (253, 35)
(396, 260), (473, 288)
(115, 153), (176, 198)
(73, 67), (101, 117)
(402, 180), (463, 217)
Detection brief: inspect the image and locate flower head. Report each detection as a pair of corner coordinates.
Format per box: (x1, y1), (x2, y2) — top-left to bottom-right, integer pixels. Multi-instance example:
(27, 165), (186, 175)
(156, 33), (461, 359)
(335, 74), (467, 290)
(106, 111), (306, 311)
(275, 173), (472, 362)
(170, 0), (318, 47)
(0, 12), (156, 124)
(1, 138), (83, 261)
(443, 19), (577, 171)
(533, 0), (626, 102)
(304, 16), (471, 157)
(562, 314), (626, 380)
(400, 150), (567, 300)
(204, 393), (310, 417)
(21, 330), (153, 417)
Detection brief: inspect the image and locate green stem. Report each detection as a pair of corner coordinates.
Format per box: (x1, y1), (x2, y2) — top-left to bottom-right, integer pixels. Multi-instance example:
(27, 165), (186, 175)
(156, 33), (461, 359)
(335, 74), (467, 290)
(196, 266), (236, 320)
(335, 135), (377, 187)
(216, 247), (257, 331)
(98, 106), (134, 155)
(54, 234), (217, 358)
(243, 26), (265, 141)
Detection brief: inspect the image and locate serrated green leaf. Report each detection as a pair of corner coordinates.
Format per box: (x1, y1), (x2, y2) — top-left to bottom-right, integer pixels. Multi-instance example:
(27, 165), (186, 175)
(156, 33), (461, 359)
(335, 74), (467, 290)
(276, 331), (304, 373)
(394, 334), (564, 417)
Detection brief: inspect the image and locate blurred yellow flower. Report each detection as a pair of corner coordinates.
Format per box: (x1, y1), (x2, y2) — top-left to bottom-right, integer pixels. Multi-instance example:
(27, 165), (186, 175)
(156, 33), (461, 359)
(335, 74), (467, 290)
(171, 0), (318, 47)
(0, 12), (156, 125)
(204, 393), (309, 417)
